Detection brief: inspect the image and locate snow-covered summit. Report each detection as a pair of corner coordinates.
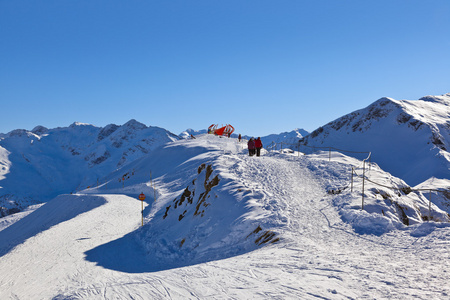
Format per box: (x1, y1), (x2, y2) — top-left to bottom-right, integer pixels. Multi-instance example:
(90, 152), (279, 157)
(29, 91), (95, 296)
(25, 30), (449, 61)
(179, 128), (208, 139)
(31, 125), (48, 135)
(301, 93), (450, 186)
(0, 120), (179, 215)
(260, 128), (309, 147)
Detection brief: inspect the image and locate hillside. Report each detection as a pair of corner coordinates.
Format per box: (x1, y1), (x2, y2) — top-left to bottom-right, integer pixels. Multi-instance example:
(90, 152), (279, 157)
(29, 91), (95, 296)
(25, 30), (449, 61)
(1, 135), (449, 299)
(300, 94), (450, 186)
(0, 120), (179, 216)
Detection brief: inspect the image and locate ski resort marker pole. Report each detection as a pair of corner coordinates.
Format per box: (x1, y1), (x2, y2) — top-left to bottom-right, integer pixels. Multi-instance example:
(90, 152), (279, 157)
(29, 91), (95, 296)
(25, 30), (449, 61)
(139, 193), (146, 226)
(361, 160), (366, 210)
(351, 167), (354, 193)
(429, 190), (432, 221)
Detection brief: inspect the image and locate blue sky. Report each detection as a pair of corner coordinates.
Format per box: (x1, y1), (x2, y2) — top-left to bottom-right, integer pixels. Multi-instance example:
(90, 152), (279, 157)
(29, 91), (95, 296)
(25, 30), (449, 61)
(1, 1), (449, 137)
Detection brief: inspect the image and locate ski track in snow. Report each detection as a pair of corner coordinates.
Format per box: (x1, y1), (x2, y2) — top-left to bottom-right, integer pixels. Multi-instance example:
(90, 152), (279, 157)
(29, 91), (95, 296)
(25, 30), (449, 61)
(1, 138), (450, 299)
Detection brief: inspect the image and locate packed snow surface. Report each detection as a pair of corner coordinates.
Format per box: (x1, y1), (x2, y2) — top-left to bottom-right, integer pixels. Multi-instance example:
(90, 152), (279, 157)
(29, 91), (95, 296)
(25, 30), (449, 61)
(1, 135), (449, 299)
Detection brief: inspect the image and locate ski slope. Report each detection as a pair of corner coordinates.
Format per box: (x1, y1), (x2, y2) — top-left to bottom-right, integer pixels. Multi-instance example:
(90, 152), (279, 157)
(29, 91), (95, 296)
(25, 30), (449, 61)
(1, 135), (449, 299)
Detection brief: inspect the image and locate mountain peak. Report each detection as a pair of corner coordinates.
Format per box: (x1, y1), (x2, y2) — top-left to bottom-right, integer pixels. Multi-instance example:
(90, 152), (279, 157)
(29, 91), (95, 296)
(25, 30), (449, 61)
(419, 93), (450, 105)
(69, 122), (95, 128)
(122, 119), (147, 130)
(31, 126), (48, 135)
(301, 93), (450, 186)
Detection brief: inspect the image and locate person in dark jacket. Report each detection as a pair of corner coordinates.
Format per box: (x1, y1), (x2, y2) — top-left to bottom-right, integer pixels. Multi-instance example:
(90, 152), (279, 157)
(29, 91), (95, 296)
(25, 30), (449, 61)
(255, 137), (263, 156)
(248, 138), (255, 156)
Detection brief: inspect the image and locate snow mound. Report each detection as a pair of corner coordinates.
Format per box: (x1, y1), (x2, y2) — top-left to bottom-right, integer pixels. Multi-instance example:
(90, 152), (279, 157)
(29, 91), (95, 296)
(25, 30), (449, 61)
(410, 221), (450, 237)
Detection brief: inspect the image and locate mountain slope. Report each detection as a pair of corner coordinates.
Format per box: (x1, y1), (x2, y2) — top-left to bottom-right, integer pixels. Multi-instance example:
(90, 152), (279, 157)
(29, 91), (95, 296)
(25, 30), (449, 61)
(0, 120), (179, 215)
(300, 94), (450, 186)
(1, 135), (449, 299)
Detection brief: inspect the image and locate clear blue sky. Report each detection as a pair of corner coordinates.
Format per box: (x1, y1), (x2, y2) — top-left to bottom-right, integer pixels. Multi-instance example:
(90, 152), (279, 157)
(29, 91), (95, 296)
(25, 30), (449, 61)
(1, 1), (449, 137)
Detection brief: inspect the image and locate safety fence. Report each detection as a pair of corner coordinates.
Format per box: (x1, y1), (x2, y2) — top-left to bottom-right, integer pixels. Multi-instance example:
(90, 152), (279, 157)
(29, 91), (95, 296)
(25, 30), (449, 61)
(349, 166), (449, 221)
(266, 141), (449, 219)
(266, 141), (371, 163)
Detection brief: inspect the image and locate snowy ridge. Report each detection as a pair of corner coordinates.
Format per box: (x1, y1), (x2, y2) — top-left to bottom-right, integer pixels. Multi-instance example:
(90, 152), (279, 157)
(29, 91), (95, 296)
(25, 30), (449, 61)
(181, 127), (310, 150)
(0, 120), (179, 215)
(1, 135), (450, 298)
(301, 94), (450, 186)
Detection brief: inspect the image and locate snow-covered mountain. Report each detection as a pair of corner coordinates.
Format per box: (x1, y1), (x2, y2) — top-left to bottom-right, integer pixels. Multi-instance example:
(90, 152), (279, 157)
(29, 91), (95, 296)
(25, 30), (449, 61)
(0, 120), (179, 216)
(1, 134), (450, 299)
(179, 128), (208, 139)
(260, 128), (309, 148)
(300, 94), (450, 186)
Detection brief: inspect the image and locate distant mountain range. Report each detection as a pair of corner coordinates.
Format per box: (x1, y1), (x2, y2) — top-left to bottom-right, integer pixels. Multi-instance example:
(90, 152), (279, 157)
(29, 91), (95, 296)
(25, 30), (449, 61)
(1, 93), (449, 216)
(0, 120), (178, 216)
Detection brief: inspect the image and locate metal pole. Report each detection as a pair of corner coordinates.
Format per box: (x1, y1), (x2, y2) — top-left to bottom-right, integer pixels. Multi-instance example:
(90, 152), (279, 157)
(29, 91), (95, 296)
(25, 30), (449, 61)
(329, 147), (331, 161)
(351, 167), (354, 193)
(428, 189), (432, 221)
(362, 161), (365, 210)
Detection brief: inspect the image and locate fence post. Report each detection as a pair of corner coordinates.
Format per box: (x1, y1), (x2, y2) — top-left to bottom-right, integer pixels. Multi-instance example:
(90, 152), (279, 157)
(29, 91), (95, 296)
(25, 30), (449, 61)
(351, 167), (354, 193)
(361, 160), (366, 210)
(428, 189), (432, 221)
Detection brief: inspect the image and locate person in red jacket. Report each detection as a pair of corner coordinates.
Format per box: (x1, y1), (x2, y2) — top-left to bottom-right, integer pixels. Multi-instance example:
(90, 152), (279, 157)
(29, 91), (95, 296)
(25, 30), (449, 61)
(255, 137), (263, 157)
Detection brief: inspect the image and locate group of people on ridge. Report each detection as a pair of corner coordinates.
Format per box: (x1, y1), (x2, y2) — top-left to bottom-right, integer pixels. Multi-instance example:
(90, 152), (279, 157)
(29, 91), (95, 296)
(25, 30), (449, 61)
(248, 137), (263, 157)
